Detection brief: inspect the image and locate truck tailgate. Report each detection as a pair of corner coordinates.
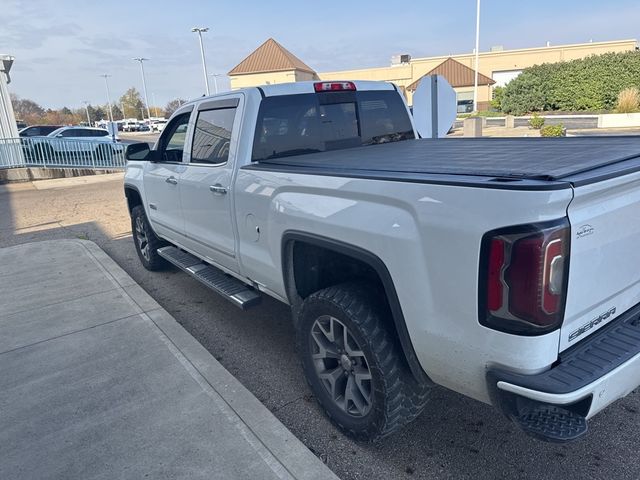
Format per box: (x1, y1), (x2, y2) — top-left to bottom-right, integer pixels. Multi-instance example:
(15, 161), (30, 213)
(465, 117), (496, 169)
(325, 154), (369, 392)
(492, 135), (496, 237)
(562, 171), (640, 351)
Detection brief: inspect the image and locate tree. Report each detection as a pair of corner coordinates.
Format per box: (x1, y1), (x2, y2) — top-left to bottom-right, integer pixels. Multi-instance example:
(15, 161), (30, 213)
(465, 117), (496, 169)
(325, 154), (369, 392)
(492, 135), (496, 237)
(60, 106), (72, 115)
(10, 93), (45, 123)
(111, 105), (123, 120)
(93, 106), (106, 122)
(165, 98), (186, 117)
(119, 87), (146, 120)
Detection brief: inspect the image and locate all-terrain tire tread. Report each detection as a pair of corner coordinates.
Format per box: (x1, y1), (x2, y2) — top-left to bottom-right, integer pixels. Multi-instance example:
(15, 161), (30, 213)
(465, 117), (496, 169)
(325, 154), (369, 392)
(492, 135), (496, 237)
(299, 282), (431, 441)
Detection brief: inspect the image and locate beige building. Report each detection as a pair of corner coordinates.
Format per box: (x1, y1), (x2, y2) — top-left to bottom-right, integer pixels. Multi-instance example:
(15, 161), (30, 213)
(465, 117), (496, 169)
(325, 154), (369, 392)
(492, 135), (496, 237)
(229, 38), (318, 90)
(229, 38), (638, 110)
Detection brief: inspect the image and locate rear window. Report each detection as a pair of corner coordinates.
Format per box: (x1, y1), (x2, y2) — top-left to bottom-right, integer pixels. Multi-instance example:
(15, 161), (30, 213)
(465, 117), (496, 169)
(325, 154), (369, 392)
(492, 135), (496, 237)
(251, 90), (414, 162)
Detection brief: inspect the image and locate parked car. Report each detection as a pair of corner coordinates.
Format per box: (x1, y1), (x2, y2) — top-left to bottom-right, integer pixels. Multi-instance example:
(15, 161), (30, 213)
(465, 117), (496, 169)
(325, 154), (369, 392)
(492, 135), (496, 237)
(151, 119), (167, 132)
(124, 80), (640, 444)
(123, 121), (140, 132)
(138, 124), (151, 132)
(19, 125), (63, 137)
(25, 126), (124, 163)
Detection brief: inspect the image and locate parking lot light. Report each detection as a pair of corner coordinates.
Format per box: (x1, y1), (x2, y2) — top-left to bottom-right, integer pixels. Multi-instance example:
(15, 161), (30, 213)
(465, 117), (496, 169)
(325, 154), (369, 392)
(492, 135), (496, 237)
(191, 27), (211, 96)
(82, 101), (91, 126)
(133, 58), (152, 121)
(99, 74), (114, 122)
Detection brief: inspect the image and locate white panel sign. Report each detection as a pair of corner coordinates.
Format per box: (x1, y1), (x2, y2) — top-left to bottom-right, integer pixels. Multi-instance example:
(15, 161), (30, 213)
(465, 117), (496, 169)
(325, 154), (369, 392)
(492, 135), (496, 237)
(412, 75), (457, 138)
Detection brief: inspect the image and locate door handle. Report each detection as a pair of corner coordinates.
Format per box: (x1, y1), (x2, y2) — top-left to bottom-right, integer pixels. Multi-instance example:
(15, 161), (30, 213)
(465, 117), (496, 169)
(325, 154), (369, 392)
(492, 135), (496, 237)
(209, 184), (228, 195)
(165, 176), (178, 185)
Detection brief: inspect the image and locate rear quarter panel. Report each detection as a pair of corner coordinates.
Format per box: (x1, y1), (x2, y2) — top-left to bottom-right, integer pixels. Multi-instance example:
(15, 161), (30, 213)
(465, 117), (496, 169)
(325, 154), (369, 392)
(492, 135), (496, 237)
(234, 168), (574, 403)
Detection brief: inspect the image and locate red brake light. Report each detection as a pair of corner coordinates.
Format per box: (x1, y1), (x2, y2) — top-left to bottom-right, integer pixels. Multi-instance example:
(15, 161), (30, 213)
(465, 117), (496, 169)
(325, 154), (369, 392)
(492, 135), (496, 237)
(314, 81), (356, 92)
(480, 219), (570, 335)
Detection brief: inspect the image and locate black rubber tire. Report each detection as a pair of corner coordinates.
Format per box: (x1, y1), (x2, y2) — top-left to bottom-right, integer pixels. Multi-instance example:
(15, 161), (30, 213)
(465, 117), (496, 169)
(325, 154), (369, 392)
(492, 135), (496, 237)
(131, 205), (169, 271)
(297, 282), (431, 441)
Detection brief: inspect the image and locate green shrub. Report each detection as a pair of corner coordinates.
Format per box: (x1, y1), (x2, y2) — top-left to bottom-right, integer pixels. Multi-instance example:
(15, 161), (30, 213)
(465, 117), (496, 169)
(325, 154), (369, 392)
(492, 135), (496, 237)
(491, 86), (505, 111)
(529, 112), (545, 129)
(501, 51), (640, 114)
(616, 87), (640, 113)
(540, 124), (565, 137)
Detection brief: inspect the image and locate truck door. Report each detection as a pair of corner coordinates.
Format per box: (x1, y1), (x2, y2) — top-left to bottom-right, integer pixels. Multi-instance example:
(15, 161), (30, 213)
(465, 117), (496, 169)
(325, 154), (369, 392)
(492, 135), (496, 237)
(142, 109), (192, 240)
(178, 96), (242, 272)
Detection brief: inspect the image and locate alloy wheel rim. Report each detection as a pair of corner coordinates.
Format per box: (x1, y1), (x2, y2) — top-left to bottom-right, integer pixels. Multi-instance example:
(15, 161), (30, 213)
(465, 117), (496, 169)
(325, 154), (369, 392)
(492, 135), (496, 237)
(135, 216), (150, 261)
(310, 315), (373, 417)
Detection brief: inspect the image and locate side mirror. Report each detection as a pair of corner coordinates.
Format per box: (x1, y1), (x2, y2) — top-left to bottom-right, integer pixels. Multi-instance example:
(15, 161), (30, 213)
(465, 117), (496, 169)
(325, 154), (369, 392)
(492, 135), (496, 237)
(56, 134), (64, 138)
(125, 142), (158, 161)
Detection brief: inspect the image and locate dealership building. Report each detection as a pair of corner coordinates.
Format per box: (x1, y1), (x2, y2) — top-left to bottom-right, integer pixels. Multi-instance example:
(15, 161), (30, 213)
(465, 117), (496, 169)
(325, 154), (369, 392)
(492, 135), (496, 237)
(229, 38), (638, 110)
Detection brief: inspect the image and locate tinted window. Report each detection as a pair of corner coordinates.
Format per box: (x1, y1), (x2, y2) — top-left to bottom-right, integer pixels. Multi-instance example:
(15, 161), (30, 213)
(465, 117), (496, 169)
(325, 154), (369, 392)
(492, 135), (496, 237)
(60, 129), (79, 137)
(191, 108), (236, 165)
(39, 126), (62, 136)
(251, 90), (414, 162)
(85, 129), (109, 137)
(158, 112), (191, 162)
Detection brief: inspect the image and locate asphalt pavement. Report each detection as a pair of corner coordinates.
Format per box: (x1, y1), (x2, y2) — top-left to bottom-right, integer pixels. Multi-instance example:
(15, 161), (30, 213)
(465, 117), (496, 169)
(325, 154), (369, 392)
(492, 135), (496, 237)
(1, 174), (639, 480)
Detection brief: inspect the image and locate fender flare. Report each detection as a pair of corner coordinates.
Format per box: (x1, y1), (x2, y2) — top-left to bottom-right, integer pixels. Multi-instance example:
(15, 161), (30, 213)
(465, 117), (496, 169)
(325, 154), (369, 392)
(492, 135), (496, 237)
(281, 230), (431, 384)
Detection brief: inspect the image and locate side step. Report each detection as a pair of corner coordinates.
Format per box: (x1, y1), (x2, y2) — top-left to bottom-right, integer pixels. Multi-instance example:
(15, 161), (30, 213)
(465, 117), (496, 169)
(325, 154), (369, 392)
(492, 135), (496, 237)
(158, 246), (261, 310)
(513, 404), (588, 443)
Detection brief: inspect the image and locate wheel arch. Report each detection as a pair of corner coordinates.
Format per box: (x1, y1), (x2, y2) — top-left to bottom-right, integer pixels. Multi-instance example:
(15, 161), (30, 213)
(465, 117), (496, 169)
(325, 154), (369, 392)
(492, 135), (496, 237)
(124, 183), (143, 214)
(281, 230), (430, 384)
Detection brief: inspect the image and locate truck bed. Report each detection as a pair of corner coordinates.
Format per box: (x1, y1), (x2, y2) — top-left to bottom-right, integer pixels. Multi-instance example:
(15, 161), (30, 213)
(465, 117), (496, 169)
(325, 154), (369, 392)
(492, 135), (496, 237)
(247, 137), (640, 189)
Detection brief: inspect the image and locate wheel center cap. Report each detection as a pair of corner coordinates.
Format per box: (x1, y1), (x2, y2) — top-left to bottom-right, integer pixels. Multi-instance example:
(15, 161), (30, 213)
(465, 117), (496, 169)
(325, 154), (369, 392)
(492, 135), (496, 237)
(340, 354), (352, 371)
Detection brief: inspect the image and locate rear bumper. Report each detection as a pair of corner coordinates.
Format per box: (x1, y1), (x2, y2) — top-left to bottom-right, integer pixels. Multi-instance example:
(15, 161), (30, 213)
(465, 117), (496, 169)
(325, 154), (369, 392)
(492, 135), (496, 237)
(488, 303), (640, 431)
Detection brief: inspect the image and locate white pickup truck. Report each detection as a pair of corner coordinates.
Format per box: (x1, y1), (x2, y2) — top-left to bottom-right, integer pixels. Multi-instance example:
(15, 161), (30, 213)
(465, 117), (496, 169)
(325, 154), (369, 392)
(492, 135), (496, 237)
(124, 80), (640, 443)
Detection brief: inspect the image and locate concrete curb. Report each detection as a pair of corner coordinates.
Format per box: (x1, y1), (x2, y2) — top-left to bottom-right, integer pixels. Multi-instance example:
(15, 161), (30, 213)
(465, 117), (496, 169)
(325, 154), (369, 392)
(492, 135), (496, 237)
(2, 239), (339, 480)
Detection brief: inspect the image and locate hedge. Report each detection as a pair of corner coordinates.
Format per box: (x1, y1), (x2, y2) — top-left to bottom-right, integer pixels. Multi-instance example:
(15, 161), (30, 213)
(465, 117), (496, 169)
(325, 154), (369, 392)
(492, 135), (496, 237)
(501, 51), (640, 115)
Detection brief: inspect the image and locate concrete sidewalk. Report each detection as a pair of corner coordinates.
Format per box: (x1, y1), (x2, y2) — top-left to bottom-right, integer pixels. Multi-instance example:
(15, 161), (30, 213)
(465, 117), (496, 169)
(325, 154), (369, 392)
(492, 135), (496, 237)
(0, 239), (339, 480)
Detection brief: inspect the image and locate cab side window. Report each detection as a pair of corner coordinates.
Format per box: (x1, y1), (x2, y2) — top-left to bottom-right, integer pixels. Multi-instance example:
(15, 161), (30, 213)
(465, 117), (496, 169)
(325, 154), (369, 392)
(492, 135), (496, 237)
(191, 107), (237, 165)
(158, 112), (191, 163)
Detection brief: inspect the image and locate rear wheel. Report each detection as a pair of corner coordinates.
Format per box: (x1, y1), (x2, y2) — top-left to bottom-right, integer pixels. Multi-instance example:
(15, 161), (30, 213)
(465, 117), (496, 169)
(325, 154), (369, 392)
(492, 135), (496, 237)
(297, 282), (431, 441)
(131, 205), (168, 271)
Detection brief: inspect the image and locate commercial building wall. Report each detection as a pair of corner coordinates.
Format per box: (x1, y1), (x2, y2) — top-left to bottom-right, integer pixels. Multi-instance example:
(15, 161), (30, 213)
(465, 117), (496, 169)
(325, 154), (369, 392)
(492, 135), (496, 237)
(230, 70), (317, 90)
(319, 39), (638, 106)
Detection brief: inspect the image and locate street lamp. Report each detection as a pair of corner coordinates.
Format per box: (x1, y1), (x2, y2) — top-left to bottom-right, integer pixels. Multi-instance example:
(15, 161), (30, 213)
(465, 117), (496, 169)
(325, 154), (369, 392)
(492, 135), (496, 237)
(472, 0), (481, 112)
(99, 74), (114, 122)
(151, 92), (159, 117)
(208, 73), (225, 94)
(191, 27), (211, 95)
(133, 57), (152, 120)
(82, 101), (91, 126)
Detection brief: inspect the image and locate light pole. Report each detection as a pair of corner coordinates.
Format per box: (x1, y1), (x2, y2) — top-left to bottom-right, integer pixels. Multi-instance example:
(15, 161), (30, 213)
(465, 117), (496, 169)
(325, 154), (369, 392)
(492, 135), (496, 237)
(191, 27), (211, 95)
(133, 57), (152, 120)
(99, 74), (114, 122)
(208, 73), (225, 94)
(472, 0), (481, 112)
(151, 92), (159, 117)
(82, 101), (91, 126)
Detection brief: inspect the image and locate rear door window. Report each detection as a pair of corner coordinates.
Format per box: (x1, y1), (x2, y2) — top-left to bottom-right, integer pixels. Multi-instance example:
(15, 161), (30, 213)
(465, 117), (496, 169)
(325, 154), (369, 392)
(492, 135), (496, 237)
(191, 108), (237, 165)
(252, 90), (414, 162)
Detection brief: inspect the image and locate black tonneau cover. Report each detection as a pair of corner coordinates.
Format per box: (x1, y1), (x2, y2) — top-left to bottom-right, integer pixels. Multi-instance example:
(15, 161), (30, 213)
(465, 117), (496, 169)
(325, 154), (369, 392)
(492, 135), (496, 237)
(251, 137), (640, 183)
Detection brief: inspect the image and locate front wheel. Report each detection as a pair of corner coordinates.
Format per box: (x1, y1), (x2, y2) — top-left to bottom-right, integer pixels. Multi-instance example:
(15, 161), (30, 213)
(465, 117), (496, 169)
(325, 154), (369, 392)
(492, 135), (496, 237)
(297, 282), (431, 441)
(131, 205), (168, 271)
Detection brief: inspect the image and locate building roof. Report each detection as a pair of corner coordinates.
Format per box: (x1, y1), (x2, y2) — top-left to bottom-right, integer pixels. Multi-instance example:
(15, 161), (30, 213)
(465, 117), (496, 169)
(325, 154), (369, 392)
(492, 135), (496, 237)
(407, 57), (495, 91)
(228, 38), (316, 76)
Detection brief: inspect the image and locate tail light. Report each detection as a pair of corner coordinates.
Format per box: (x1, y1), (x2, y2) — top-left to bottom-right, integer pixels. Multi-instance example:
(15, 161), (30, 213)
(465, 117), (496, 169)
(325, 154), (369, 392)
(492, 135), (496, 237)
(479, 218), (570, 335)
(314, 81), (356, 92)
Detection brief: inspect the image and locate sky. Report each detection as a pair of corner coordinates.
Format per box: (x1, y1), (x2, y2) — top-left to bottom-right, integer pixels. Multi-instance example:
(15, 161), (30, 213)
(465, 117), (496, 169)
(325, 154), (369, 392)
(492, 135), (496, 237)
(2, 0), (638, 109)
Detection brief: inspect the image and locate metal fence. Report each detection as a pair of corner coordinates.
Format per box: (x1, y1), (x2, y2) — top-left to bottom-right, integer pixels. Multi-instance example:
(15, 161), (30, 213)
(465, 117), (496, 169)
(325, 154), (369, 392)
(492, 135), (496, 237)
(0, 137), (126, 170)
